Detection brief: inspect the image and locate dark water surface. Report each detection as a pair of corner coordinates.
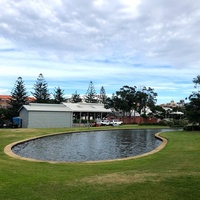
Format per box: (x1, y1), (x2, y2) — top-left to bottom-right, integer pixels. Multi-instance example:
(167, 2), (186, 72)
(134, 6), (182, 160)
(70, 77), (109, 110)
(12, 129), (174, 162)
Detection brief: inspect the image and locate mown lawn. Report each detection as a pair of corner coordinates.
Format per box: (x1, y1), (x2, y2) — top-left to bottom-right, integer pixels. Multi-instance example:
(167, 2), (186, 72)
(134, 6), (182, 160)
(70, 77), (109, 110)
(0, 126), (199, 200)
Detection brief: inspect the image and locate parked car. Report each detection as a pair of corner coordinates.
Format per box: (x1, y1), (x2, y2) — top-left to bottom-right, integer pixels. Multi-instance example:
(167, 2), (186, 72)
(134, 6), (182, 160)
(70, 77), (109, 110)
(101, 120), (110, 126)
(109, 119), (123, 126)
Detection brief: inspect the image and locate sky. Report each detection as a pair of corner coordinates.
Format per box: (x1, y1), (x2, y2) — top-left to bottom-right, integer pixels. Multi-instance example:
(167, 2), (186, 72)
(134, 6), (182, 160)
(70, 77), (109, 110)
(0, 0), (200, 104)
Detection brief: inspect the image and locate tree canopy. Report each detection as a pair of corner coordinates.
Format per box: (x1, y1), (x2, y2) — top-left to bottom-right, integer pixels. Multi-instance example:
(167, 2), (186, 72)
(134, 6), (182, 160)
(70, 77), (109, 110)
(185, 75), (200, 125)
(71, 91), (82, 103)
(32, 73), (50, 103)
(105, 85), (157, 119)
(84, 81), (97, 103)
(99, 86), (107, 104)
(53, 86), (65, 104)
(9, 77), (28, 117)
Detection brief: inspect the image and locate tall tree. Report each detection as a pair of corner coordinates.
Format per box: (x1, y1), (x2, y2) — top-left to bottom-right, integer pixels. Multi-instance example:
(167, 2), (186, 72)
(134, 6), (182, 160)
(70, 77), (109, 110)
(99, 86), (107, 104)
(135, 86), (157, 116)
(185, 75), (200, 125)
(84, 81), (97, 103)
(32, 73), (50, 103)
(53, 86), (65, 104)
(71, 91), (82, 103)
(9, 77), (28, 117)
(105, 85), (157, 122)
(105, 85), (137, 118)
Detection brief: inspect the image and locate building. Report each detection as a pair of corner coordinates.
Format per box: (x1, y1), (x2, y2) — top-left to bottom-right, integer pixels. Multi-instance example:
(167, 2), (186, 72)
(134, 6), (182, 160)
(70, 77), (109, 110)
(62, 102), (112, 123)
(19, 103), (73, 128)
(0, 95), (12, 109)
(0, 95), (36, 109)
(107, 109), (157, 124)
(161, 100), (185, 108)
(19, 102), (112, 128)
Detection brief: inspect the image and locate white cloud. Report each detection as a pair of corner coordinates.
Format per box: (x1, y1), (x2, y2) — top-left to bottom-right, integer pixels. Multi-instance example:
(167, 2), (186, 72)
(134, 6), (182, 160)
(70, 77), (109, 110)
(0, 0), (200, 104)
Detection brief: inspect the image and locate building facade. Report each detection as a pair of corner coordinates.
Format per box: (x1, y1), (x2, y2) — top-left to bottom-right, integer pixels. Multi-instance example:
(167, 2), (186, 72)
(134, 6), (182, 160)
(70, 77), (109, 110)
(19, 103), (73, 128)
(0, 95), (12, 109)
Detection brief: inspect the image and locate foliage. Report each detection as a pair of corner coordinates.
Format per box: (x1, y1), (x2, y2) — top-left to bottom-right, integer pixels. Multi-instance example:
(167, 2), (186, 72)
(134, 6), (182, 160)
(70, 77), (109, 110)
(71, 91), (82, 103)
(156, 120), (169, 126)
(32, 73), (50, 103)
(105, 85), (157, 119)
(9, 77), (28, 118)
(84, 81), (98, 103)
(99, 86), (107, 104)
(157, 119), (188, 127)
(105, 85), (137, 115)
(185, 75), (200, 125)
(150, 105), (166, 119)
(135, 86), (157, 116)
(53, 86), (65, 103)
(184, 125), (200, 131)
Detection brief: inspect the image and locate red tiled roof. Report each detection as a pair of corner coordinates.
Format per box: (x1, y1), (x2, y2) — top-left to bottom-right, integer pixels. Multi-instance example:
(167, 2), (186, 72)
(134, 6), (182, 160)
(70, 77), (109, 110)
(0, 95), (36, 101)
(27, 97), (36, 101)
(0, 95), (12, 99)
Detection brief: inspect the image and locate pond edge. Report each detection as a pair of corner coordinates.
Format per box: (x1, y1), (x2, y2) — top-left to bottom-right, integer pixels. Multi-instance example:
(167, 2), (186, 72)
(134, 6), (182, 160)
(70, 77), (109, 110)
(4, 131), (168, 164)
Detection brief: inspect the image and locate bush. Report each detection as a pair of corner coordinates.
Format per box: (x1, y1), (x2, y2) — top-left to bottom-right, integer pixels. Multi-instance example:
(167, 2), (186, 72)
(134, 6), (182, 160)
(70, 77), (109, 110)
(157, 120), (169, 126)
(157, 119), (188, 127)
(184, 125), (200, 131)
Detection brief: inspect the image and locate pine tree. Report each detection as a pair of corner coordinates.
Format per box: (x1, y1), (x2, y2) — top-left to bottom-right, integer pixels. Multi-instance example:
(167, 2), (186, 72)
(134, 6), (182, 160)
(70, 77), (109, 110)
(32, 73), (50, 103)
(9, 77), (28, 117)
(53, 86), (65, 104)
(99, 86), (107, 104)
(71, 91), (82, 103)
(84, 81), (97, 103)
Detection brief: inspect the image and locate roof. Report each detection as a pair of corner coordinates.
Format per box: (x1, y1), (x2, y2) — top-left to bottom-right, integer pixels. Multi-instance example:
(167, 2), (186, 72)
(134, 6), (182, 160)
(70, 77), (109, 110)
(0, 95), (35, 102)
(170, 111), (184, 115)
(62, 102), (112, 113)
(27, 96), (36, 101)
(0, 95), (12, 100)
(20, 103), (72, 112)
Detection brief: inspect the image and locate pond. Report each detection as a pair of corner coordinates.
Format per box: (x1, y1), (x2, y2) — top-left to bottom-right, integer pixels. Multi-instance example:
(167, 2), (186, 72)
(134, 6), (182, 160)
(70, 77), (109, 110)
(12, 129), (173, 162)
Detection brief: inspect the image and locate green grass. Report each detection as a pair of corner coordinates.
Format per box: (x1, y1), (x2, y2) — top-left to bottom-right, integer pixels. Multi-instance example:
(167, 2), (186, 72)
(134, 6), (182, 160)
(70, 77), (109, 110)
(0, 126), (200, 200)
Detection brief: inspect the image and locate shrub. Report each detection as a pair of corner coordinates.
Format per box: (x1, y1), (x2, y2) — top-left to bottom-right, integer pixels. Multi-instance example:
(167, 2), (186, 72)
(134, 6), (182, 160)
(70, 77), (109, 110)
(157, 120), (169, 126)
(184, 125), (200, 131)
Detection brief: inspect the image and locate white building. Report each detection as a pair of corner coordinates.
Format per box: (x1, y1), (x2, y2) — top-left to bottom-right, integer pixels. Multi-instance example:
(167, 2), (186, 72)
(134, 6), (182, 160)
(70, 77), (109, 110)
(19, 103), (73, 128)
(19, 102), (112, 128)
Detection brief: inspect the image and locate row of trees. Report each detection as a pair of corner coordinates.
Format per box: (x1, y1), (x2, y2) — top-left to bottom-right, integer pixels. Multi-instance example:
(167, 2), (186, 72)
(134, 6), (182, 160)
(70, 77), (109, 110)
(32, 75), (107, 104)
(1, 74), (107, 119)
(1, 72), (200, 127)
(9, 74), (158, 119)
(104, 85), (158, 119)
(104, 75), (200, 126)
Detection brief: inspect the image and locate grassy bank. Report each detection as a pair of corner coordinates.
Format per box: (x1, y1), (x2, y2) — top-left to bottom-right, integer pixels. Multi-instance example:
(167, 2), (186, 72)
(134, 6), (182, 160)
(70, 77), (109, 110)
(0, 126), (200, 200)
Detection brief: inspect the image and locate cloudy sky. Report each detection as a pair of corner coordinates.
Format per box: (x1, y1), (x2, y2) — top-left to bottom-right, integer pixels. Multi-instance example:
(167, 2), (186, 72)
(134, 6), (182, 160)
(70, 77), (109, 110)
(0, 0), (200, 104)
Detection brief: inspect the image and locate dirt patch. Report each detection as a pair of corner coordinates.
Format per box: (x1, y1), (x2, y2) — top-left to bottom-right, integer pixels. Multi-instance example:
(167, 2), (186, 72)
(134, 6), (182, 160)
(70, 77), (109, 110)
(80, 172), (160, 185)
(73, 171), (200, 186)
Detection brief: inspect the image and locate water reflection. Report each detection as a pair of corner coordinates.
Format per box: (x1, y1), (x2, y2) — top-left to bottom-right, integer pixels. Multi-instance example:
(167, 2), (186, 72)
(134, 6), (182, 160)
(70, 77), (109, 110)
(12, 129), (172, 162)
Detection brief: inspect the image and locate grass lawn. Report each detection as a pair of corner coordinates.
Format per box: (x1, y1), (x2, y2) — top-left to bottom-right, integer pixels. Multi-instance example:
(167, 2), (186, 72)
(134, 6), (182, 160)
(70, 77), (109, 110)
(0, 126), (200, 200)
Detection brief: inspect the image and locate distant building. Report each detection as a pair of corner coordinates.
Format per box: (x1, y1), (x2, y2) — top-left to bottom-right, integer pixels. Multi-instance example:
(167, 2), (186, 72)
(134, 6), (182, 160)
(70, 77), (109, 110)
(161, 100), (185, 109)
(0, 95), (12, 109)
(0, 95), (36, 109)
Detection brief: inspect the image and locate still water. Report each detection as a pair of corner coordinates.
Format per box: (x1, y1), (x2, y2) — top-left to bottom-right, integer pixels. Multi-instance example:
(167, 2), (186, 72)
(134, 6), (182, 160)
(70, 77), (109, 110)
(12, 129), (172, 162)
